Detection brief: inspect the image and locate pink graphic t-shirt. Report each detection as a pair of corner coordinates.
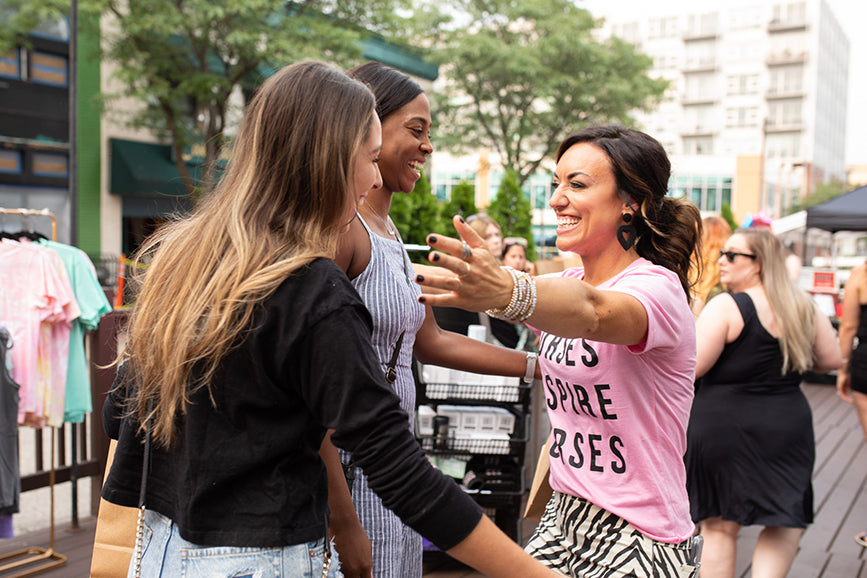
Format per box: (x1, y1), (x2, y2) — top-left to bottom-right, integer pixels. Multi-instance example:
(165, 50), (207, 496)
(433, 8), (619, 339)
(536, 258), (695, 543)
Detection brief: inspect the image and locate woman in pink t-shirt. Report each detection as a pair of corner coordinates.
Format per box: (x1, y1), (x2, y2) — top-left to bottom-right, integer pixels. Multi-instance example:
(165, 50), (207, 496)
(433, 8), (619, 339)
(417, 125), (703, 577)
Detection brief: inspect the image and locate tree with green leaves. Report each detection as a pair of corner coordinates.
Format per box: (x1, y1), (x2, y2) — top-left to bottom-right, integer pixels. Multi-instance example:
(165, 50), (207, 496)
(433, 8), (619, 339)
(4, 0), (416, 195)
(80, 0), (417, 195)
(487, 170), (536, 260)
(390, 173), (442, 261)
(416, 0), (668, 187)
(0, 0), (69, 53)
(789, 180), (849, 214)
(721, 202), (738, 233)
(440, 180), (476, 237)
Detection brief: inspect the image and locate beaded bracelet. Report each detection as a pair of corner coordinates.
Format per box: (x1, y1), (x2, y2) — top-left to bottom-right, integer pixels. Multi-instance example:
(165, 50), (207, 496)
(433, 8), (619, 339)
(487, 266), (537, 323)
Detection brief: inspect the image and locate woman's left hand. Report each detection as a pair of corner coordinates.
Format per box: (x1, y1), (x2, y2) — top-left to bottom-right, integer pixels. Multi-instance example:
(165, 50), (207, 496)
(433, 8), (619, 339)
(415, 216), (514, 312)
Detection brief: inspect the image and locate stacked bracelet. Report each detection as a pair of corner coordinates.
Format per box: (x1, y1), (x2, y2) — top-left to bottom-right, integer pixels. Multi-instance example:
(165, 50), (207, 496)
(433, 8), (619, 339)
(486, 266), (537, 323)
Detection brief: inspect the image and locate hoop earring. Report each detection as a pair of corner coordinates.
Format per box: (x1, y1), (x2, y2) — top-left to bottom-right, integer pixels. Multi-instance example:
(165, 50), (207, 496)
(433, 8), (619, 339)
(616, 212), (637, 251)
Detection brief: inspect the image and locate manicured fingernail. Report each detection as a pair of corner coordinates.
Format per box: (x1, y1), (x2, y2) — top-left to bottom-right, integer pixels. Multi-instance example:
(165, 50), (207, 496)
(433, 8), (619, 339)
(432, 253), (440, 262)
(416, 274), (425, 282)
(418, 296), (426, 303)
(458, 216), (465, 223)
(428, 235), (438, 244)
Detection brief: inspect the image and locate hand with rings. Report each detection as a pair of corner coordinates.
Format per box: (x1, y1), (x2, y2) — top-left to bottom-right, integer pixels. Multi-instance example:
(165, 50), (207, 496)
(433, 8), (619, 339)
(415, 215), (515, 312)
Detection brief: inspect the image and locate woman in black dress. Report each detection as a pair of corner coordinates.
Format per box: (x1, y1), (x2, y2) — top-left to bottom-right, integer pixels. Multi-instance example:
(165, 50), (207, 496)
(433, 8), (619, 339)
(836, 257), (867, 548)
(686, 228), (840, 578)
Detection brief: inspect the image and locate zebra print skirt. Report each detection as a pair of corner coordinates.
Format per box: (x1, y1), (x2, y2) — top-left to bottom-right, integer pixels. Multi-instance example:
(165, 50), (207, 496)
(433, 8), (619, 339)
(525, 491), (699, 577)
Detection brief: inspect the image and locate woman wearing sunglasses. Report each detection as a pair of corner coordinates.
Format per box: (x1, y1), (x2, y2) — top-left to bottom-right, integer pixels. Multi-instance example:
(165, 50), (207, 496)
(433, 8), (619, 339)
(686, 228), (841, 578)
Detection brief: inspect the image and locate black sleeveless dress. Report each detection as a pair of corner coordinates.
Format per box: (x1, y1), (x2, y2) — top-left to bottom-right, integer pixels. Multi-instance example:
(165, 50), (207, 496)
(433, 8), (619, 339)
(851, 304), (867, 395)
(685, 292), (813, 528)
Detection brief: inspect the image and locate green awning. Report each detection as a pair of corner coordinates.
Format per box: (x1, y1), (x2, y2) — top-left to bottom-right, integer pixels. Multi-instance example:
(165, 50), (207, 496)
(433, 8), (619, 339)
(361, 38), (438, 81)
(110, 138), (192, 197)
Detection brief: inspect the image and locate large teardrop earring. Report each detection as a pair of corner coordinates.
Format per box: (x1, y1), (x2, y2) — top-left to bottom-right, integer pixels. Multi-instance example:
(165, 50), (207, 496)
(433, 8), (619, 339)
(616, 212), (637, 251)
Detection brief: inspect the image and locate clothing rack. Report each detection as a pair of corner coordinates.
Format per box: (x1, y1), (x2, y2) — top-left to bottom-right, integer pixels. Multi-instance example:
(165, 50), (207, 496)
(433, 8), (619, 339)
(0, 207), (67, 576)
(0, 208), (57, 242)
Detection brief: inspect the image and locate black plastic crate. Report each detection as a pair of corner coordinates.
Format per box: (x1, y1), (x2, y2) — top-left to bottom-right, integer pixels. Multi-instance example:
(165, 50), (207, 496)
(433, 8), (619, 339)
(418, 412), (529, 456)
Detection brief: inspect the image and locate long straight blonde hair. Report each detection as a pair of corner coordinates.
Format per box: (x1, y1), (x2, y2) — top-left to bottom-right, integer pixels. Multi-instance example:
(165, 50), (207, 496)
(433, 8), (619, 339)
(739, 228), (816, 374)
(121, 61), (376, 448)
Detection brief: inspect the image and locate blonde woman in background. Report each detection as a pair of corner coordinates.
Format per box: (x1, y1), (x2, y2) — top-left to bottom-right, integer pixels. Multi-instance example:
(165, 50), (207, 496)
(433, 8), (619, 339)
(686, 228), (840, 578)
(836, 258), (867, 548)
(691, 215), (732, 318)
(467, 213), (504, 259)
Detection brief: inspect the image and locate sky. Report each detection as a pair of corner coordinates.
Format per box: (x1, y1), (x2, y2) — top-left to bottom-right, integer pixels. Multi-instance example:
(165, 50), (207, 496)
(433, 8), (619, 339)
(580, 0), (867, 165)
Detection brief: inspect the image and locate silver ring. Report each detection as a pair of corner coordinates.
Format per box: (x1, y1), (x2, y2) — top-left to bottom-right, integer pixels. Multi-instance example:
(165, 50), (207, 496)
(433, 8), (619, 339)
(461, 241), (472, 260)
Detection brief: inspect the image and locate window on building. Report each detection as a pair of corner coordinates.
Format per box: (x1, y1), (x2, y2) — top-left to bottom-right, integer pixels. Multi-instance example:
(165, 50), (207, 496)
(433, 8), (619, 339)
(721, 179), (732, 208)
(685, 39), (717, 69)
(433, 173), (475, 202)
(0, 50), (20, 79)
(683, 136), (714, 155)
(29, 51), (68, 86)
(0, 149), (23, 174)
(685, 72), (717, 101)
(726, 73), (759, 96)
(686, 12), (717, 38)
(765, 132), (802, 159)
(32, 151), (68, 177)
(768, 99), (802, 128)
(533, 184), (549, 209)
(725, 106), (759, 128)
(31, 16), (70, 41)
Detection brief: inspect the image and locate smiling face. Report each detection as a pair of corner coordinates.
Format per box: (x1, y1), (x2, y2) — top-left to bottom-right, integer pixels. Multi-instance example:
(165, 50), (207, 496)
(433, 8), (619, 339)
(550, 142), (630, 256)
(719, 232), (760, 292)
(345, 115), (382, 226)
(378, 93), (432, 194)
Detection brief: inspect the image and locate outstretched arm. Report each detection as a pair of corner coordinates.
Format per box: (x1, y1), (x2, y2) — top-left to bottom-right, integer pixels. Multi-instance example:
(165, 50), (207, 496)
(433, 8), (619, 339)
(446, 515), (561, 577)
(415, 216), (648, 346)
(413, 303), (540, 380)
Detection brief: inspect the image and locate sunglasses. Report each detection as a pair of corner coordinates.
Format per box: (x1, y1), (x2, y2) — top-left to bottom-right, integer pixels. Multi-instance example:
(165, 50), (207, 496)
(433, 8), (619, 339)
(503, 236), (528, 247)
(719, 249), (756, 263)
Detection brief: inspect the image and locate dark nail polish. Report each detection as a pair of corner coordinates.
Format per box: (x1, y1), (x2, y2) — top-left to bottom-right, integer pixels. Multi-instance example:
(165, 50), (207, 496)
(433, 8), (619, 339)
(458, 216), (465, 223)
(428, 235), (438, 244)
(416, 274), (425, 282)
(432, 253), (440, 262)
(418, 296), (426, 303)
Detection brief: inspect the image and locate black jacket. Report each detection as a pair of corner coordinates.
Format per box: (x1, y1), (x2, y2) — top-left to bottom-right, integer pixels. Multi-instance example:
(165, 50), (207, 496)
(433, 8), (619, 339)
(101, 258), (481, 550)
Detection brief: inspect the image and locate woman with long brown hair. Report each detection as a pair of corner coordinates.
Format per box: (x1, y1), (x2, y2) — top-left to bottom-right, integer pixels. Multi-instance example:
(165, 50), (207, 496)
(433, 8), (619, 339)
(100, 60), (557, 578)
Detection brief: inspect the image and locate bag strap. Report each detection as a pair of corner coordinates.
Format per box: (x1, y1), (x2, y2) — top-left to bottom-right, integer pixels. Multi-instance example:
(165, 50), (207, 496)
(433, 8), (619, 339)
(133, 398), (154, 578)
(385, 331), (405, 384)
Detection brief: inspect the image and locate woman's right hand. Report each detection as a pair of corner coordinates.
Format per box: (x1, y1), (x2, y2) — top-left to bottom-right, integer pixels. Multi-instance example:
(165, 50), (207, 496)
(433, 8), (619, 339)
(330, 518), (372, 578)
(416, 216), (514, 313)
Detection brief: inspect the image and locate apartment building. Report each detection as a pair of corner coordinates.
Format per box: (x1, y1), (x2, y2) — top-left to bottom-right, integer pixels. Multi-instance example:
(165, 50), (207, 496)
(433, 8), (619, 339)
(601, 0), (849, 222)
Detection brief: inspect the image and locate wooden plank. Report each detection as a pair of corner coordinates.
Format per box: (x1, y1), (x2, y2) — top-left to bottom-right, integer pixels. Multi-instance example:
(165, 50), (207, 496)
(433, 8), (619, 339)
(807, 383), (840, 428)
(788, 547), (830, 578)
(822, 555), (865, 578)
(807, 442), (867, 552)
(829, 468), (867, 555)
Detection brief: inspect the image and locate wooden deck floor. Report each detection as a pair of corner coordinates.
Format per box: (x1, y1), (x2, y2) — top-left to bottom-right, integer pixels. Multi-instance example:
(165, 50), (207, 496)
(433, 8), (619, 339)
(1, 382), (864, 577)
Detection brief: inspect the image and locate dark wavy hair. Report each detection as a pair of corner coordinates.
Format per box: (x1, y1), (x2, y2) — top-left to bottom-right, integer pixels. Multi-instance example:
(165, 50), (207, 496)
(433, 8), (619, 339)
(556, 125), (702, 301)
